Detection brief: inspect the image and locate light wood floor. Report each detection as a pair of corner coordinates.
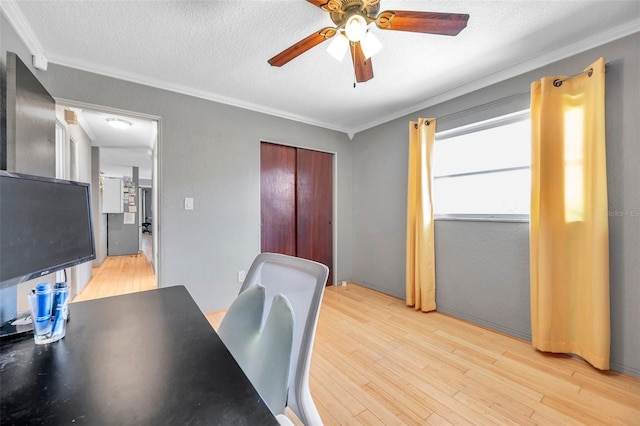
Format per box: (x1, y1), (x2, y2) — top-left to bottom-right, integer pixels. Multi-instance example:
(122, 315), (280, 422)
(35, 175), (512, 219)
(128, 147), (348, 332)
(72, 235), (156, 303)
(78, 253), (639, 425)
(308, 285), (639, 425)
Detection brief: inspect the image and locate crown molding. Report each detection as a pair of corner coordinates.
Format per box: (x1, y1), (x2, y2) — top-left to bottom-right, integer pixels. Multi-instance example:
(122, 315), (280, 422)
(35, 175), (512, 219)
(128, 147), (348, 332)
(55, 53), (352, 135)
(49, 53), (352, 136)
(351, 18), (640, 135)
(0, 0), (47, 69)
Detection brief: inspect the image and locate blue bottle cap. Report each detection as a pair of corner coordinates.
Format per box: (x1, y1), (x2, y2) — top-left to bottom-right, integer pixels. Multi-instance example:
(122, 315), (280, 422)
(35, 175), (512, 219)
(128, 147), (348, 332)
(35, 282), (52, 295)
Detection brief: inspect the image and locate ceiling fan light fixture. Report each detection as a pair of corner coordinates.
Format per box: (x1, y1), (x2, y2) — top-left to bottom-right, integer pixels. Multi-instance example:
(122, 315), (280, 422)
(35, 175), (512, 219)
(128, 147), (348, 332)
(361, 31), (382, 60)
(327, 33), (349, 61)
(107, 118), (132, 130)
(268, 0), (470, 84)
(344, 14), (367, 42)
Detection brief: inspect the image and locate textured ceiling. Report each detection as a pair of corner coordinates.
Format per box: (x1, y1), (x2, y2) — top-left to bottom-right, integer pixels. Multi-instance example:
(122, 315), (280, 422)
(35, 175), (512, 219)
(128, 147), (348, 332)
(6, 1), (637, 179)
(5, 0), (640, 138)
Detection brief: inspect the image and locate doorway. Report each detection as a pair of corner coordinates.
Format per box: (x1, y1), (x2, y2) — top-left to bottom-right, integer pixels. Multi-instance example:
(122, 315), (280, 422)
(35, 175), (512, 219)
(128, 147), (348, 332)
(59, 101), (160, 294)
(260, 142), (334, 285)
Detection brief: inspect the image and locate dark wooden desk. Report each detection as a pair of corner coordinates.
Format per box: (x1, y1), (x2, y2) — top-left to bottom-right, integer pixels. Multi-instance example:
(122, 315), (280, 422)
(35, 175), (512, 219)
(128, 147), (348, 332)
(1, 286), (278, 425)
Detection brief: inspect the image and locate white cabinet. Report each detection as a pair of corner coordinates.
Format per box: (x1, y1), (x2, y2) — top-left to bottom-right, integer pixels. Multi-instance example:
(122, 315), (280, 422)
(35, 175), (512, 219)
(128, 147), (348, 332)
(102, 177), (124, 213)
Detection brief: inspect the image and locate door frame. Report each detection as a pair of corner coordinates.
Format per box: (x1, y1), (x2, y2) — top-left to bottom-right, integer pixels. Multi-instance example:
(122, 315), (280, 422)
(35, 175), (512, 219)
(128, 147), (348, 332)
(54, 98), (161, 280)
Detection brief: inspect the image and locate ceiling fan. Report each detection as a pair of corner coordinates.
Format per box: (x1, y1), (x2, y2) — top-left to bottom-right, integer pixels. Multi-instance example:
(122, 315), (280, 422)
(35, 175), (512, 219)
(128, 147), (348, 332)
(268, 0), (469, 84)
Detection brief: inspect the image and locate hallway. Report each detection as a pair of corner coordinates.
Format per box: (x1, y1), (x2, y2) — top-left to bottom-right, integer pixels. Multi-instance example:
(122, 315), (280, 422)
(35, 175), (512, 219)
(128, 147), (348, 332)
(73, 234), (156, 303)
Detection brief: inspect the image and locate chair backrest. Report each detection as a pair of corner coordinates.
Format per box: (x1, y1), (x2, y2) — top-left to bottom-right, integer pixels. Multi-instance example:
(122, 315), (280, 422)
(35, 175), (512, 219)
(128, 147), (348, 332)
(240, 253), (329, 426)
(247, 294), (295, 415)
(218, 284), (265, 369)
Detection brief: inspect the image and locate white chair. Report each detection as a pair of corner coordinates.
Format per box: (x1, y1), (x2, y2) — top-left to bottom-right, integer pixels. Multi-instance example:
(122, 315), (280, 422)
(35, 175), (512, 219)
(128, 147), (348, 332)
(240, 253), (329, 426)
(275, 414), (295, 426)
(217, 284), (265, 369)
(218, 285), (296, 418)
(247, 294), (295, 416)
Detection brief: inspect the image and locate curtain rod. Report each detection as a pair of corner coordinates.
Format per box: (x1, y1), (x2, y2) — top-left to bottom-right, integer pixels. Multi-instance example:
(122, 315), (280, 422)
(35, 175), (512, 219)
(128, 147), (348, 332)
(434, 62), (610, 122)
(553, 68), (593, 87)
(553, 62), (608, 87)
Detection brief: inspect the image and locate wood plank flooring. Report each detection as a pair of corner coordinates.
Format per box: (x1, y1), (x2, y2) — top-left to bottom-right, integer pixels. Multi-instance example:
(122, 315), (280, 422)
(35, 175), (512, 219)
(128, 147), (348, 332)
(210, 284), (640, 425)
(77, 252), (639, 425)
(72, 240), (156, 303)
(313, 285), (640, 425)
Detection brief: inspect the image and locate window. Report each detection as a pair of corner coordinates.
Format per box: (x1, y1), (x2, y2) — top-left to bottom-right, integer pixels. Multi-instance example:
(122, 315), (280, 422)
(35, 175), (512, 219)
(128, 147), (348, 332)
(433, 110), (530, 220)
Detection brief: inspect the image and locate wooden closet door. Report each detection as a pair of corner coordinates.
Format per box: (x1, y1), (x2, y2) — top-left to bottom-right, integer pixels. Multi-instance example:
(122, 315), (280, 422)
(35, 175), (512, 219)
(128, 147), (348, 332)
(260, 142), (334, 285)
(260, 143), (296, 256)
(296, 148), (333, 286)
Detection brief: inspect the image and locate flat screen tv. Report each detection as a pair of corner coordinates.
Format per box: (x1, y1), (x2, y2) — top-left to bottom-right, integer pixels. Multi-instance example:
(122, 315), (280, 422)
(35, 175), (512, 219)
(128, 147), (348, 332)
(0, 171), (96, 289)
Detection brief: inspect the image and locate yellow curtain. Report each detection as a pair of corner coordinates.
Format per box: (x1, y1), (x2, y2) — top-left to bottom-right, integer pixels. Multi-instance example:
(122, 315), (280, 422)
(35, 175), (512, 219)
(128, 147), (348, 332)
(530, 57), (610, 370)
(406, 118), (436, 312)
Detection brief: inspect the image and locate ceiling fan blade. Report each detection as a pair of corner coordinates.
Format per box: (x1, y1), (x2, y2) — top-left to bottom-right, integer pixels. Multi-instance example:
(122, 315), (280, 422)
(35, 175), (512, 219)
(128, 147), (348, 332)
(306, 0), (342, 13)
(306, 0), (328, 7)
(268, 27), (337, 67)
(376, 10), (469, 36)
(350, 42), (374, 83)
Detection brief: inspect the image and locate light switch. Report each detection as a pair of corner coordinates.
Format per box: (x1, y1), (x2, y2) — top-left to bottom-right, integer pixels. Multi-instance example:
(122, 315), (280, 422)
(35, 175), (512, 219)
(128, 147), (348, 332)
(184, 197), (194, 210)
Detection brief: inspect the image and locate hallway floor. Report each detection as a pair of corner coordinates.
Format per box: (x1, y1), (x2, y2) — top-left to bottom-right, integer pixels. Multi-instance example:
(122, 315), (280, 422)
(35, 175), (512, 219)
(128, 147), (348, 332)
(73, 234), (156, 303)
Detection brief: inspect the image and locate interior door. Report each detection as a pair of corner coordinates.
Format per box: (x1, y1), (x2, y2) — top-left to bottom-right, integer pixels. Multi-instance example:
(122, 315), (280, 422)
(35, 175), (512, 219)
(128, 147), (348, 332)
(296, 148), (333, 286)
(260, 143), (296, 256)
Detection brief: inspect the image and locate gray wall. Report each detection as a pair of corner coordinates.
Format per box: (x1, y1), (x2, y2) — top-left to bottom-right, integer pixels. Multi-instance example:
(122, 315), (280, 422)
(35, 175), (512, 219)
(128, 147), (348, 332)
(1, 13), (354, 314)
(352, 33), (640, 377)
(5, 52), (55, 175)
(91, 86), (352, 312)
(434, 221), (530, 340)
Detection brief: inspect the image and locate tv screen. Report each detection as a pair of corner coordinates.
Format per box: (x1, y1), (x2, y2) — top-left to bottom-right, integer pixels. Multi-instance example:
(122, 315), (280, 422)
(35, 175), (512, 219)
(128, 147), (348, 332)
(0, 171), (96, 289)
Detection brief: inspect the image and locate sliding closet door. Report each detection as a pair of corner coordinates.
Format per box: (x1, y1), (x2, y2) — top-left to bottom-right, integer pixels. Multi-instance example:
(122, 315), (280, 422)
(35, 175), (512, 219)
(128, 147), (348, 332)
(260, 142), (333, 285)
(296, 148), (333, 286)
(260, 143), (296, 256)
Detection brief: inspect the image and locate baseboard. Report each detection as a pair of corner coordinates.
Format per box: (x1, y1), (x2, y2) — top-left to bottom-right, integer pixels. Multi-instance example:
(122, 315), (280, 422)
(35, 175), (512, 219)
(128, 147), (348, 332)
(351, 281), (405, 300)
(436, 306), (532, 342)
(609, 360), (640, 379)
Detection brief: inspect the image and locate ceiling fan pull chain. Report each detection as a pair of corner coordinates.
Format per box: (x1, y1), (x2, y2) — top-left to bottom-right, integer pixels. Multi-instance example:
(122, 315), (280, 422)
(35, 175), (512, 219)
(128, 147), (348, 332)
(352, 42), (357, 88)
